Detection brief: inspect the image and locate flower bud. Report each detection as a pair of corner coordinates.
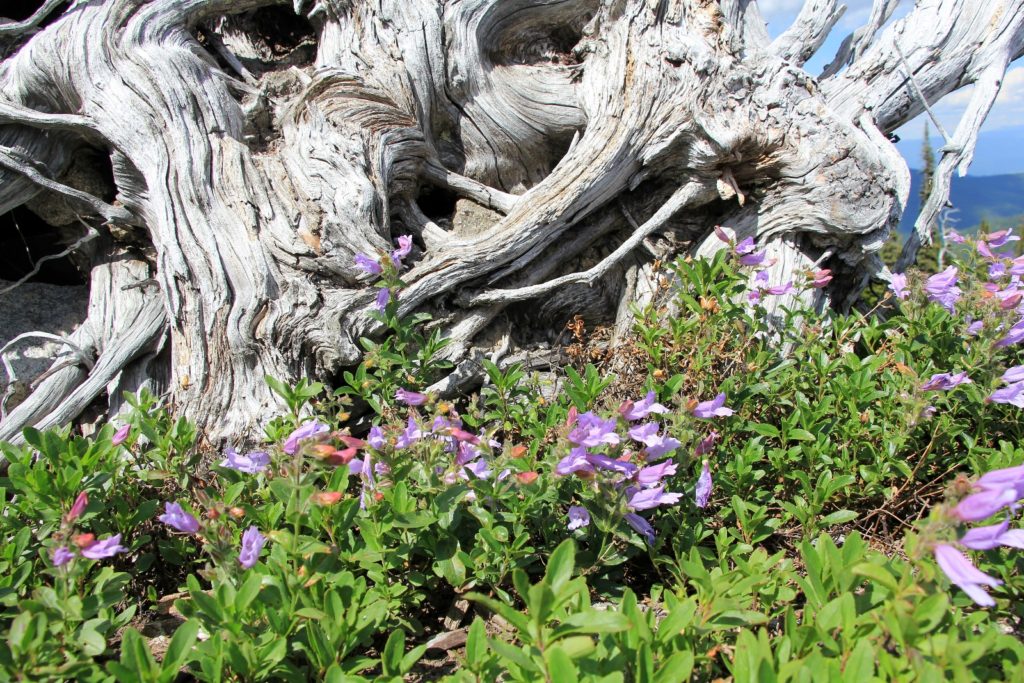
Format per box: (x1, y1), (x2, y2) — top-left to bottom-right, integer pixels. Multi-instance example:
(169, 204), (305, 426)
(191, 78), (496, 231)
(228, 507), (246, 519)
(312, 491), (343, 506)
(66, 491), (88, 523)
(515, 471), (539, 485)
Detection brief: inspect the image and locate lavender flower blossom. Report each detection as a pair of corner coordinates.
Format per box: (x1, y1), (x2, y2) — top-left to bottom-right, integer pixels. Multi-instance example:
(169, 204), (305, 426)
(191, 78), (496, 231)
(889, 273), (908, 300)
(739, 250), (769, 267)
(367, 426), (386, 450)
(395, 388), (427, 406)
(567, 506), (590, 531)
(555, 447), (596, 476)
(734, 237), (756, 255)
(390, 235), (413, 265)
(933, 544), (1001, 607)
(995, 318), (1024, 348)
(461, 459), (493, 480)
(354, 253), (383, 275)
(80, 534), (128, 560)
(238, 527), (266, 570)
(987, 229), (1019, 248)
(1003, 366), (1024, 385)
(945, 229), (965, 244)
(988, 382), (1024, 408)
(112, 424), (130, 446)
(586, 453), (638, 477)
(624, 513), (656, 545)
(953, 487), (1020, 521)
(622, 391), (669, 420)
(694, 431), (719, 456)
(158, 502), (201, 534)
(692, 393), (734, 419)
(374, 288), (390, 313)
(920, 371), (971, 392)
(966, 319), (984, 336)
(809, 269), (833, 289)
(695, 461), (712, 508)
(627, 486), (682, 511)
(959, 520), (1024, 551)
(394, 416), (423, 449)
(627, 423), (681, 459)
(924, 266), (961, 313)
(568, 412), (621, 448)
(52, 547), (74, 567)
(283, 421), (330, 455)
(67, 491), (87, 523)
(637, 459), (677, 487)
(989, 262), (1008, 280)
(220, 446), (271, 473)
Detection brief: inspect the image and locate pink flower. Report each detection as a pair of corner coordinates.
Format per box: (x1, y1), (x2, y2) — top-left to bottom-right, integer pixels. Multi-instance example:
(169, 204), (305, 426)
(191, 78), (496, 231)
(111, 424), (130, 446)
(390, 235), (413, 265)
(694, 431), (719, 456)
(809, 269), (833, 289)
(395, 388), (427, 406)
(67, 491), (88, 523)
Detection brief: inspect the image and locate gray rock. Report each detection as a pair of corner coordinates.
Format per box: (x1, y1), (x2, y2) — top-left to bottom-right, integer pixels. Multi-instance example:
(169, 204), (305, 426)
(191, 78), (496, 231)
(0, 280), (88, 411)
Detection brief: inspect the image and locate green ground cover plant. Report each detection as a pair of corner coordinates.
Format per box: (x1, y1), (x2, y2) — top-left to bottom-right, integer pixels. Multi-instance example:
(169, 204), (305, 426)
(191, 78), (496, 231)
(4, 228), (1024, 681)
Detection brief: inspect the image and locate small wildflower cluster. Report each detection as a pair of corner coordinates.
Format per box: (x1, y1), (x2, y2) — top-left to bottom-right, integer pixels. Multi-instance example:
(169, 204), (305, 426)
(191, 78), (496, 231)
(50, 490), (128, 567)
(556, 390), (728, 545)
(713, 228), (830, 302)
(354, 234), (414, 313)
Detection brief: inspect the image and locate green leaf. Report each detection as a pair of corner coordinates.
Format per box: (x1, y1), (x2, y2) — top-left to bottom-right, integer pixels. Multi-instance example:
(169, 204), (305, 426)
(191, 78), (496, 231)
(748, 423), (780, 439)
(851, 563), (899, 594)
(381, 629), (405, 676)
(820, 509), (859, 526)
(544, 539), (576, 596)
(235, 574), (263, 615)
(466, 618), (487, 665)
(544, 645), (579, 683)
(160, 620), (200, 681)
(654, 651), (694, 683)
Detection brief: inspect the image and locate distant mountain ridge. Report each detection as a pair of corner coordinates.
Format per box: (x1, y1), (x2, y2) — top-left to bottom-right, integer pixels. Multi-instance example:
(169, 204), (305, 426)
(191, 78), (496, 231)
(898, 170), (1024, 235)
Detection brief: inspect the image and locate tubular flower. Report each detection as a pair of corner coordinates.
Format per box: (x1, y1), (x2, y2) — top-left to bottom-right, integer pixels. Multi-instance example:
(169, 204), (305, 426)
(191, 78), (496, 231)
(374, 287), (390, 313)
(390, 235), (413, 265)
(567, 506), (590, 531)
(112, 424), (131, 446)
(395, 388), (427, 406)
(920, 371), (971, 392)
(988, 382), (1024, 408)
(556, 447), (596, 476)
(220, 446), (271, 473)
(67, 491), (88, 523)
(621, 391), (669, 420)
(627, 423), (681, 459)
(52, 547), (74, 567)
(354, 253), (383, 275)
(694, 431), (720, 456)
(568, 413), (621, 448)
(809, 269), (833, 288)
(959, 520), (1024, 550)
(637, 459), (677, 487)
(158, 502), (201, 534)
(889, 273), (908, 300)
(283, 421), (330, 455)
(924, 266), (961, 313)
(995, 318), (1024, 348)
(933, 544), (1001, 607)
(80, 534), (128, 560)
(238, 527), (266, 569)
(394, 416), (423, 449)
(695, 461), (712, 508)
(624, 513), (656, 545)
(692, 393), (734, 419)
(627, 486), (682, 511)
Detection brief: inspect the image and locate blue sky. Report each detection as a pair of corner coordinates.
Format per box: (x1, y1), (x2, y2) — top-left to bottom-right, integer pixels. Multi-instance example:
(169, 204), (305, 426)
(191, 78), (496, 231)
(759, 0), (1024, 176)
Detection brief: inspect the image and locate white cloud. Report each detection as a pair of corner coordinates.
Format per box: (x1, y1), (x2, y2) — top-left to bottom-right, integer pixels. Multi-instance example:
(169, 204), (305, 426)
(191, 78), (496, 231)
(927, 65), (1024, 133)
(757, 0), (805, 15)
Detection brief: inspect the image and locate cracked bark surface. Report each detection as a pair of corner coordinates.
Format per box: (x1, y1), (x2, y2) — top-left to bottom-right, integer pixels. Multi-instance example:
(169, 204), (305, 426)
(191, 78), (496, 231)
(0, 0), (1019, 448)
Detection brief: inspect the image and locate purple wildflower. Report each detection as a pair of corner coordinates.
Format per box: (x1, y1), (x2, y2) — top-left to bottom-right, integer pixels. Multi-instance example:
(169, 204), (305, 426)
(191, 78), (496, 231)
(987, 229), (1019, 248)
(734, 237), (756, 255)
(461, 459), (492, 480)
(739, 251), (769, 267)
(283, 421), (330, 455)
(995, 318), (1024, 348)
(1003, 366), (1024, 384)
(966, 319), (984, 336)
(395, 388), (427, 406)
(945, 229), (965, 244)
(889, 273), (908, 300)
(112, 424), (130, 446)
(692, 393), (734, 419)
(158, 502), (201, 534)
(80, 534), (128, 560)
(220, 446), (271, 473)
(52, 547), (74, 567)
(990, 262), (1008, 280)
(627, 485), (682, 511)
(367, 426), (386, 450)
(67, 491), (88, 523)
(627, 422), (681, 459)
(374, 288), (390, 313)
(637, 459), (677, 487)
(238, 527), (266, 569)
(624, 513), (656, 545)
(959, 520), (1024, 551)
(555, 447), (596, 476)
(809, 269), (833, 289)
(390, 235), (413, 265)
(568, 412), (620, 448)
(954, 488), (1020, 522)
(622, 391), (669, 420)
(567, 506), (590, 531)
(933, 544), (1001, 607)
(394, 416), (423, 449)
(695, 461), (712, 508)
(694, 431), (720, 456)
(920, 371), (971, 392)
(354, 253), (383, 276)
(924, 266), (961, 313)
(988, 382), (1024, 408)
(586, 453), (638, 477)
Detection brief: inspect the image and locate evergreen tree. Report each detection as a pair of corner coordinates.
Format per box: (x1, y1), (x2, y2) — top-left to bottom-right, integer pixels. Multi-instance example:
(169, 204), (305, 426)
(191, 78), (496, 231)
(921, 121), (936, 206)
